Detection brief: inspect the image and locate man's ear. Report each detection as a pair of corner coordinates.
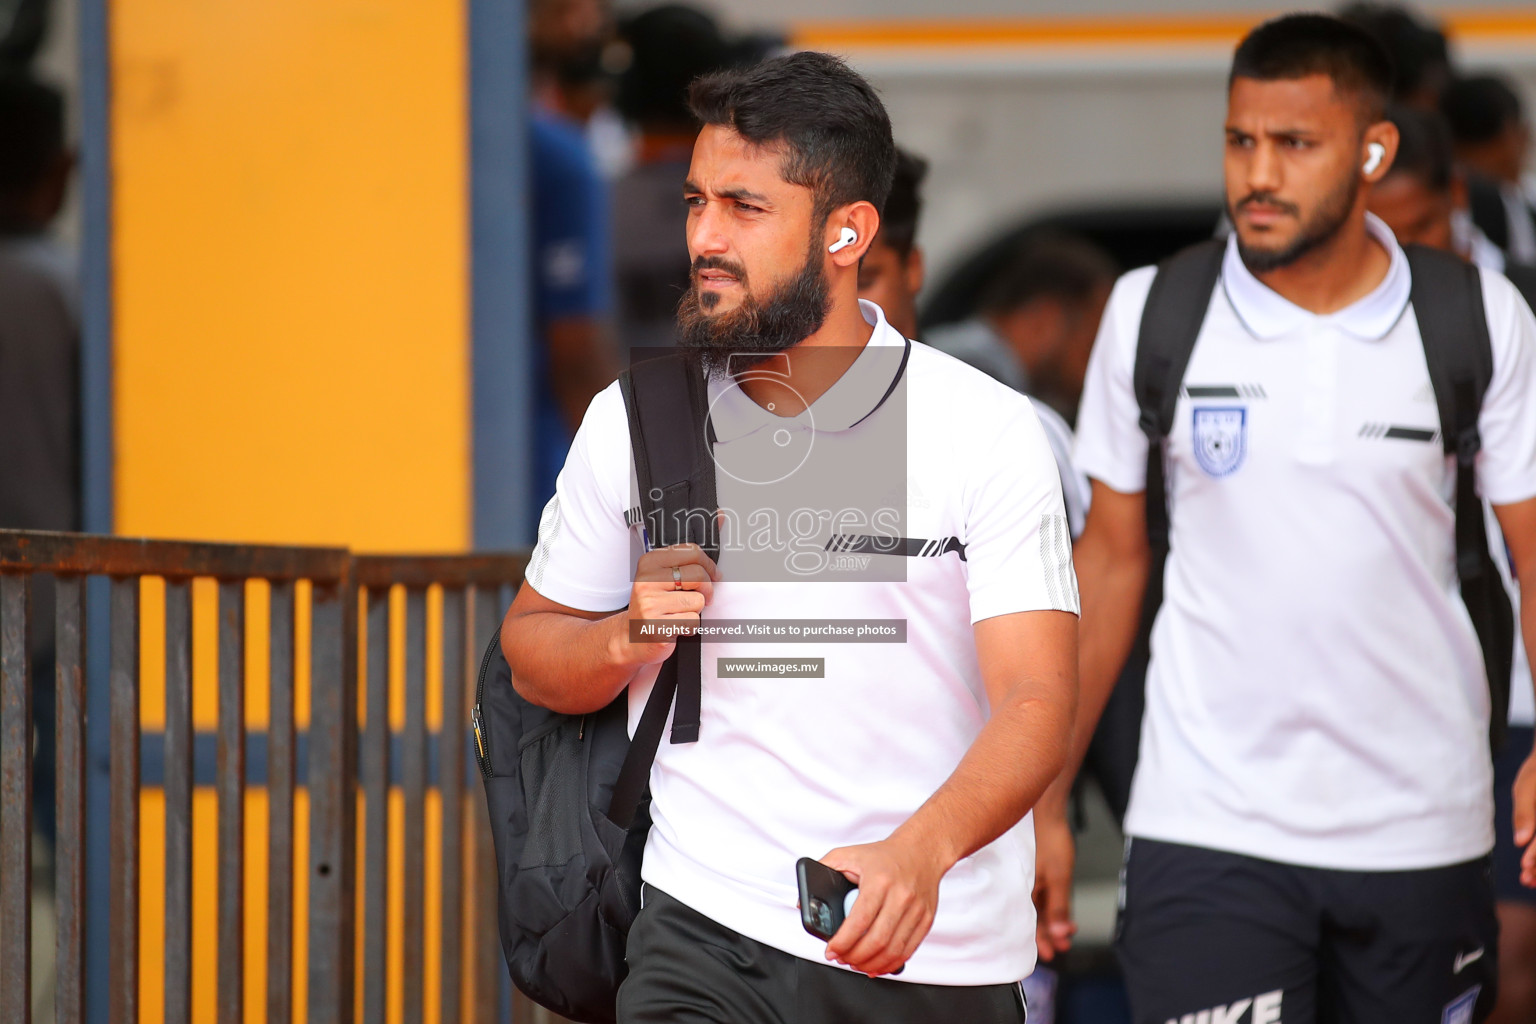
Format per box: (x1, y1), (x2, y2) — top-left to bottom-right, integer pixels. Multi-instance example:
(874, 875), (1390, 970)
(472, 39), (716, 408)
(825, 201), (882, 268)
(904, 245), (926, 296)
(1362, 120), (1401, 184)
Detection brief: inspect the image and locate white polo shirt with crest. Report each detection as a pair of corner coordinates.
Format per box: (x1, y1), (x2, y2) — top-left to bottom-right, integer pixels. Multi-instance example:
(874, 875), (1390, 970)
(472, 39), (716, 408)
(525, 300), (1078, 984)
(1075, 214), (1536, 871)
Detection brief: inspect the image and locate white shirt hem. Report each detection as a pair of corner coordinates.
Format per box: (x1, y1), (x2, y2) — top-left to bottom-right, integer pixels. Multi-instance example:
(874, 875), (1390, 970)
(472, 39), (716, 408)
(1124, 818), (1495, 872)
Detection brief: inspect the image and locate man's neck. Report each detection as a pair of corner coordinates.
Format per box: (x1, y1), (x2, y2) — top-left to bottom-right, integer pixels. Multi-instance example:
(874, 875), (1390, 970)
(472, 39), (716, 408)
(1250, 209), (1391, 315)
(738, 288), (875, 414)
(987, 302), (1061, 389)
(532, 76), (568, 118)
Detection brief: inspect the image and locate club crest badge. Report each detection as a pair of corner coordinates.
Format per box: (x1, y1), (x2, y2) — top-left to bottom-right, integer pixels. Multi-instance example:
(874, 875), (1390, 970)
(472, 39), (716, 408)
(1192, 407), (1247, 477)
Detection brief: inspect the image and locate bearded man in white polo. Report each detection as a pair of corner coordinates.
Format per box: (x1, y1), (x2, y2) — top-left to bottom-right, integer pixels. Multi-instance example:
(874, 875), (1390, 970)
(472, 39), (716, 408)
(501, 52), (1079, 1024)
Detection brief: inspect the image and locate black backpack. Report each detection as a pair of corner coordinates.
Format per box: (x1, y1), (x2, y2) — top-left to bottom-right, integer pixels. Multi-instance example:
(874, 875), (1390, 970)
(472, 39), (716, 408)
(1102, 240), (1517, 800)
(471, 352), (718, 1023)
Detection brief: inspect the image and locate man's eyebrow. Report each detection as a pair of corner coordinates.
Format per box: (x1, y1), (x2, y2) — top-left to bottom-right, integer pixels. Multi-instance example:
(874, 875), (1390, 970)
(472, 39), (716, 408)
(680, 180), (772, 206)
(717, 186), (771, 205)
(1224, 124), (1320, 137)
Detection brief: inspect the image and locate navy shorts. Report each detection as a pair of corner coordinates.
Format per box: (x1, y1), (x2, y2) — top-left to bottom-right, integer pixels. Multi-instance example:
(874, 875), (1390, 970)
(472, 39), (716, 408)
(1493, 724), (1536, 907)
(1117, 838), (1498, 1024)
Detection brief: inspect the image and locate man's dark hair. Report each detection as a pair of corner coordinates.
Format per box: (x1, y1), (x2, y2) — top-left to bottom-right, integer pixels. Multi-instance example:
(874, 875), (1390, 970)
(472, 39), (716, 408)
(1230, 13), (1394, 122)
(1440, 75), (1524, 146)
(617, 5), (736, 131)
(978, 230), (1117, 317)
(1337, 3), (1450, 104)
(688, 51), (897, 221)
(0, 71), (64, 194)
(876, 148), (928, 257)
(1384, 104), (1455, 192)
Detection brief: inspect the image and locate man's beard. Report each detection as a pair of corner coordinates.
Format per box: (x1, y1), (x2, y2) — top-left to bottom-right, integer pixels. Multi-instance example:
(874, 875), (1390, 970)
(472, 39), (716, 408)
(676, 234), (832, 378)
(1230, 170), (1359, 274)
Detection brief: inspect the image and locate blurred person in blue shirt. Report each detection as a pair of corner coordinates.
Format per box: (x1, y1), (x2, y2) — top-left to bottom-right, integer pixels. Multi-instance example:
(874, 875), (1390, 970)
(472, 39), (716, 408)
(529, 0), (621, 516)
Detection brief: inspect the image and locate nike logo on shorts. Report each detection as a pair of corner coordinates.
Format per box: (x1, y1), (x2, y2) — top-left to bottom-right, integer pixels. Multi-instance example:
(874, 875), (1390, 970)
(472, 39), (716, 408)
(1454, 947), (1485, 974)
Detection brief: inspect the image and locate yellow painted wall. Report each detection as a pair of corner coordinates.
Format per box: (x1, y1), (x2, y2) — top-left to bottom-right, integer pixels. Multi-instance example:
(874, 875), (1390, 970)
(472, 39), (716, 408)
(112, 0), (470, 552)
(109, 0), (470, 1020)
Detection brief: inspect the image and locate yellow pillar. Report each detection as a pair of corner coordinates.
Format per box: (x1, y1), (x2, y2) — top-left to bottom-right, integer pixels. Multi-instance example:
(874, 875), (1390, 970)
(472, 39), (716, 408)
(110, 2), (470, 1021)
(112, 0), (470, 552)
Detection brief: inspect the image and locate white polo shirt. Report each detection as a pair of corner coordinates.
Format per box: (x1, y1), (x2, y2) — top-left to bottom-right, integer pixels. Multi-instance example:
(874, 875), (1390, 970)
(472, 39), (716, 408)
(1075, 215), (1536, 870)
(527, 300), (1078, 985)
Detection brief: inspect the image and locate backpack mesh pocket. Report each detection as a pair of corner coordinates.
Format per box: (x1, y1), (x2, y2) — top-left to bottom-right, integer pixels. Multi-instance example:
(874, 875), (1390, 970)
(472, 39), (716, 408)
(518, 719), (587, 870)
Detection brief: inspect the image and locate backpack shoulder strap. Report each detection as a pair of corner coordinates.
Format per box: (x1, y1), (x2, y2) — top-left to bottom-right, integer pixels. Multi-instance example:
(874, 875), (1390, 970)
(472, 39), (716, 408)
(620, 354), (720, 560)
(1406, 244), (1515, 749)
(1133, 239), (1225, 547)
(607, 354), (718, 828)
(1499, 262), (1536, 315)
(1407, 246), (1495, 463)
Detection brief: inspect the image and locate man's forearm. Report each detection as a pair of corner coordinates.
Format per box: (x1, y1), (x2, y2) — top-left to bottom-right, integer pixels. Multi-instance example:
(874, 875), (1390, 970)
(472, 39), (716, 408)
(892, 685), (1073, 871)
(504, 610), (641, 714)
(1036, 538), (1149, 819)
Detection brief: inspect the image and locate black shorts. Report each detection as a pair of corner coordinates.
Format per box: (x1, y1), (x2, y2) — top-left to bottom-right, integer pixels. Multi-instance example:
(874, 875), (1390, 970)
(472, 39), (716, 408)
(1117, 838), (1498, 1024)
(1493, 725), (1536, 907)
(616, 886), (1028, 1024)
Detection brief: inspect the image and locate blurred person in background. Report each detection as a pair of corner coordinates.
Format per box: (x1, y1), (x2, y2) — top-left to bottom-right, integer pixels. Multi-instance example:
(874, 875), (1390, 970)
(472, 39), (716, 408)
(1039, 16), (1536, 1023)
(1441, 75), (1536, 268)
(0, 68), (73, 309)
(1337, 3), (1452, 113)
(925, 230), (1116, 423)
(0, 69), (78, 853)
(611, 5), (740, 355)
(1369, 103), (1536, 1024)
(531, 0), (613, 126)
(529, 0), (622, 515)
(1369, 104), (1514, 275)
(855, 147), (927, 342)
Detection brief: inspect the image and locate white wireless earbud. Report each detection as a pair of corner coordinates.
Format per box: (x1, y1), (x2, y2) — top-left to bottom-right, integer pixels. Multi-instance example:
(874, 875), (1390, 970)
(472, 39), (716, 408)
(1363, 142), (1386, 175)
(827, 227), (858, 254)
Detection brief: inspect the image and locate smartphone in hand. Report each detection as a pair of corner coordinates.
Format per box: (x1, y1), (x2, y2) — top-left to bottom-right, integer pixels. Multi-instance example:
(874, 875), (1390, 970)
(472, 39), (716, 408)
(795, 857), (906, 975)
(797, 857), (856, 941)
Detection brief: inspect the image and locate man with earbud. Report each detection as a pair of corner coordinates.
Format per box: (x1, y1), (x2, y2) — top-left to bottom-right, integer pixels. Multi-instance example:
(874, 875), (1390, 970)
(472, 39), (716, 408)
(504, 51), (1078, 1023)
(1032, 14), (1536, 1024)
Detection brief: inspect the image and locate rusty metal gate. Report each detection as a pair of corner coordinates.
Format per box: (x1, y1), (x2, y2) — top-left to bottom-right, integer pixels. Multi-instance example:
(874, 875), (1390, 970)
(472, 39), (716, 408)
(0, 529), (540, 1024)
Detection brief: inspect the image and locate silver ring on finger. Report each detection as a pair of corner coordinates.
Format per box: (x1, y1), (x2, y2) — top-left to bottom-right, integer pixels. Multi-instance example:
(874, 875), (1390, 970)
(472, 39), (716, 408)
(672, 565), (684, 590)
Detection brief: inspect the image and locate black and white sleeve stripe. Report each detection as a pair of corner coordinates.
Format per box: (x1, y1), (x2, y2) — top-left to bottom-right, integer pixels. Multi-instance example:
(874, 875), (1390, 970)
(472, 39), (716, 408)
(1040, 512), (1080, 614)
(526, 494), (562, 592)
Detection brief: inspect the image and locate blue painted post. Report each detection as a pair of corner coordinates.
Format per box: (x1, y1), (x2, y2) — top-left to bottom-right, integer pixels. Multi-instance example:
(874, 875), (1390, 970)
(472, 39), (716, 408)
(470, 0), (535, 550)
(78, 0), (115, 1017)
